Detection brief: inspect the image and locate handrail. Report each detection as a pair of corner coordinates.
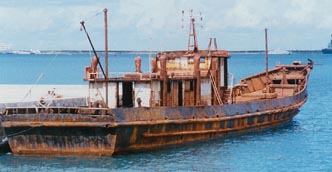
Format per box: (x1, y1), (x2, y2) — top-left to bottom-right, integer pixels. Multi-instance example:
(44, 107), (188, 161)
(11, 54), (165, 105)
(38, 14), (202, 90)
(109, 72), (158, 80)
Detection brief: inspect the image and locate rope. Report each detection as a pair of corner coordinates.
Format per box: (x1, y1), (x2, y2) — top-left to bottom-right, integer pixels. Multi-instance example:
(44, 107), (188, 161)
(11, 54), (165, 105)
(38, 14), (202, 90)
(19, 8), (103, 103)
(20, 73), (45, 102)
(82, 8), (104, 23)
(6, 126), (36, 138)
(20, 53), (59, 103)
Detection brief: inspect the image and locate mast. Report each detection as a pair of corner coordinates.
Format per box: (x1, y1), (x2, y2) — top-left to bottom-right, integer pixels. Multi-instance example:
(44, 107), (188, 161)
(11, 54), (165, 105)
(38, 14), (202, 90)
(265, 28), (269, 94)
(104, 8), (109, 107)
(187, 9), (198, 52)
(184, 9), (202, 105)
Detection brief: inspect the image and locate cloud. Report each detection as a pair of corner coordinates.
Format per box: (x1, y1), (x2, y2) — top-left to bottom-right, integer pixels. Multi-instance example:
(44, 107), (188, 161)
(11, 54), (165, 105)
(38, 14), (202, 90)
(0, 1), (112, 50)
(1, 0), (332, 50)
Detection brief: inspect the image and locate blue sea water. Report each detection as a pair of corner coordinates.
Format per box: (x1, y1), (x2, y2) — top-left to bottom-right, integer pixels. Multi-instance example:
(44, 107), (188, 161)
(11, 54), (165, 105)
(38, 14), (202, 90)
(0, 52), (331, 171)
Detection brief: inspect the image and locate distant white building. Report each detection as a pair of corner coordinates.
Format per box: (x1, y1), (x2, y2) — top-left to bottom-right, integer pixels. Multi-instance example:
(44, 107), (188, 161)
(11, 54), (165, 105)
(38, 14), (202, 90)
(269, 48), (291, 55)
(0, 44), (12, 54)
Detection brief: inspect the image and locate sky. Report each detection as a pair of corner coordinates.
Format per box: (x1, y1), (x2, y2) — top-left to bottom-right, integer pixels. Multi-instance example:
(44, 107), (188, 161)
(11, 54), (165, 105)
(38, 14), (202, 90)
(1, 0), (332, 51)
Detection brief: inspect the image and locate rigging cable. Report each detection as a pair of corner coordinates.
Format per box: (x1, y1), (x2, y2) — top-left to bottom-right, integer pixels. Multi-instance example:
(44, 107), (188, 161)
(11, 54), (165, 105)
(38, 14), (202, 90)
(20, 8), (104, 103)
(81, 8), (104, 23)
(20, 53), (59, 102)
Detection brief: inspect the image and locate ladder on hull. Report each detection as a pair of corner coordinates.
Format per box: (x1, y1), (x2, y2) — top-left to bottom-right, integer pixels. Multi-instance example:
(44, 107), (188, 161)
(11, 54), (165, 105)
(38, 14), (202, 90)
(209, 73), (222, 105)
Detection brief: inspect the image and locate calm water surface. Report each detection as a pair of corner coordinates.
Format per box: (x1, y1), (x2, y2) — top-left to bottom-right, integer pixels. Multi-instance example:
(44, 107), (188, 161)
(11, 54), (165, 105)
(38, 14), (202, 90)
(0, 52), (331, 171)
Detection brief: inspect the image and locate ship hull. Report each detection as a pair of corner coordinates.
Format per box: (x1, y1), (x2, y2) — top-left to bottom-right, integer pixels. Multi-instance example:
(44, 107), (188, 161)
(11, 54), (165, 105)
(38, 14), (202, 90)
(322, 48), (332, 54)
(1, 89), (307, 155)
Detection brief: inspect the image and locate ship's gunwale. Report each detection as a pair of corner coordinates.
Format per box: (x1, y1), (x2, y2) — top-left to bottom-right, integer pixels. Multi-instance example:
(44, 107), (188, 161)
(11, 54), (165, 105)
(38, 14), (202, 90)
(1, 88), (307, 127)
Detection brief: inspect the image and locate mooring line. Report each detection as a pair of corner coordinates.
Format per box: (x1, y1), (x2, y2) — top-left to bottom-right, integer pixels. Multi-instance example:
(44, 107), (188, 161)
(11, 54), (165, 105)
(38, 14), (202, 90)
(6, 126), (37, 138)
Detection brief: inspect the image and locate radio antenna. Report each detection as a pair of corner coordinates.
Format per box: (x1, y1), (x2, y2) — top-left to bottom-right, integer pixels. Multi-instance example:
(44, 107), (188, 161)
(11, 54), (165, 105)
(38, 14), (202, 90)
(182, 9), (203, 52)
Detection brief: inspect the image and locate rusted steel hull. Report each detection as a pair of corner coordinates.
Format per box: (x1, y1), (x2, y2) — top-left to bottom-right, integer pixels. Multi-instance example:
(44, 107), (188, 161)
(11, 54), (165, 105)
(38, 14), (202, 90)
(7, 126), (116, 155)
(0, 88), (307, 155)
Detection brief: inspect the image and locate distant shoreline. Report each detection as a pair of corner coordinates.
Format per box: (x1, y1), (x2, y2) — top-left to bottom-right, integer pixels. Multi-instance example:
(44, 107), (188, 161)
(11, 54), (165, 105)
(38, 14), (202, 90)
(229, 50), (322, 54)
(1, 49), (323, 55)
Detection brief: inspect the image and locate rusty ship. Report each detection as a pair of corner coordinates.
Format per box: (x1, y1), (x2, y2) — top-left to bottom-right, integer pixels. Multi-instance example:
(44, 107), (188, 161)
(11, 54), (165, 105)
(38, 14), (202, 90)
(0, 9), (313, 155)
(322, 34), (332, 54)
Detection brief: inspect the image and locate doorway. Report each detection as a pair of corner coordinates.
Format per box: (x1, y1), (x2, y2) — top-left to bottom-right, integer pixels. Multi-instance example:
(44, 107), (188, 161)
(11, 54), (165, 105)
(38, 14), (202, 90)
(122, 82), (133, 107)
